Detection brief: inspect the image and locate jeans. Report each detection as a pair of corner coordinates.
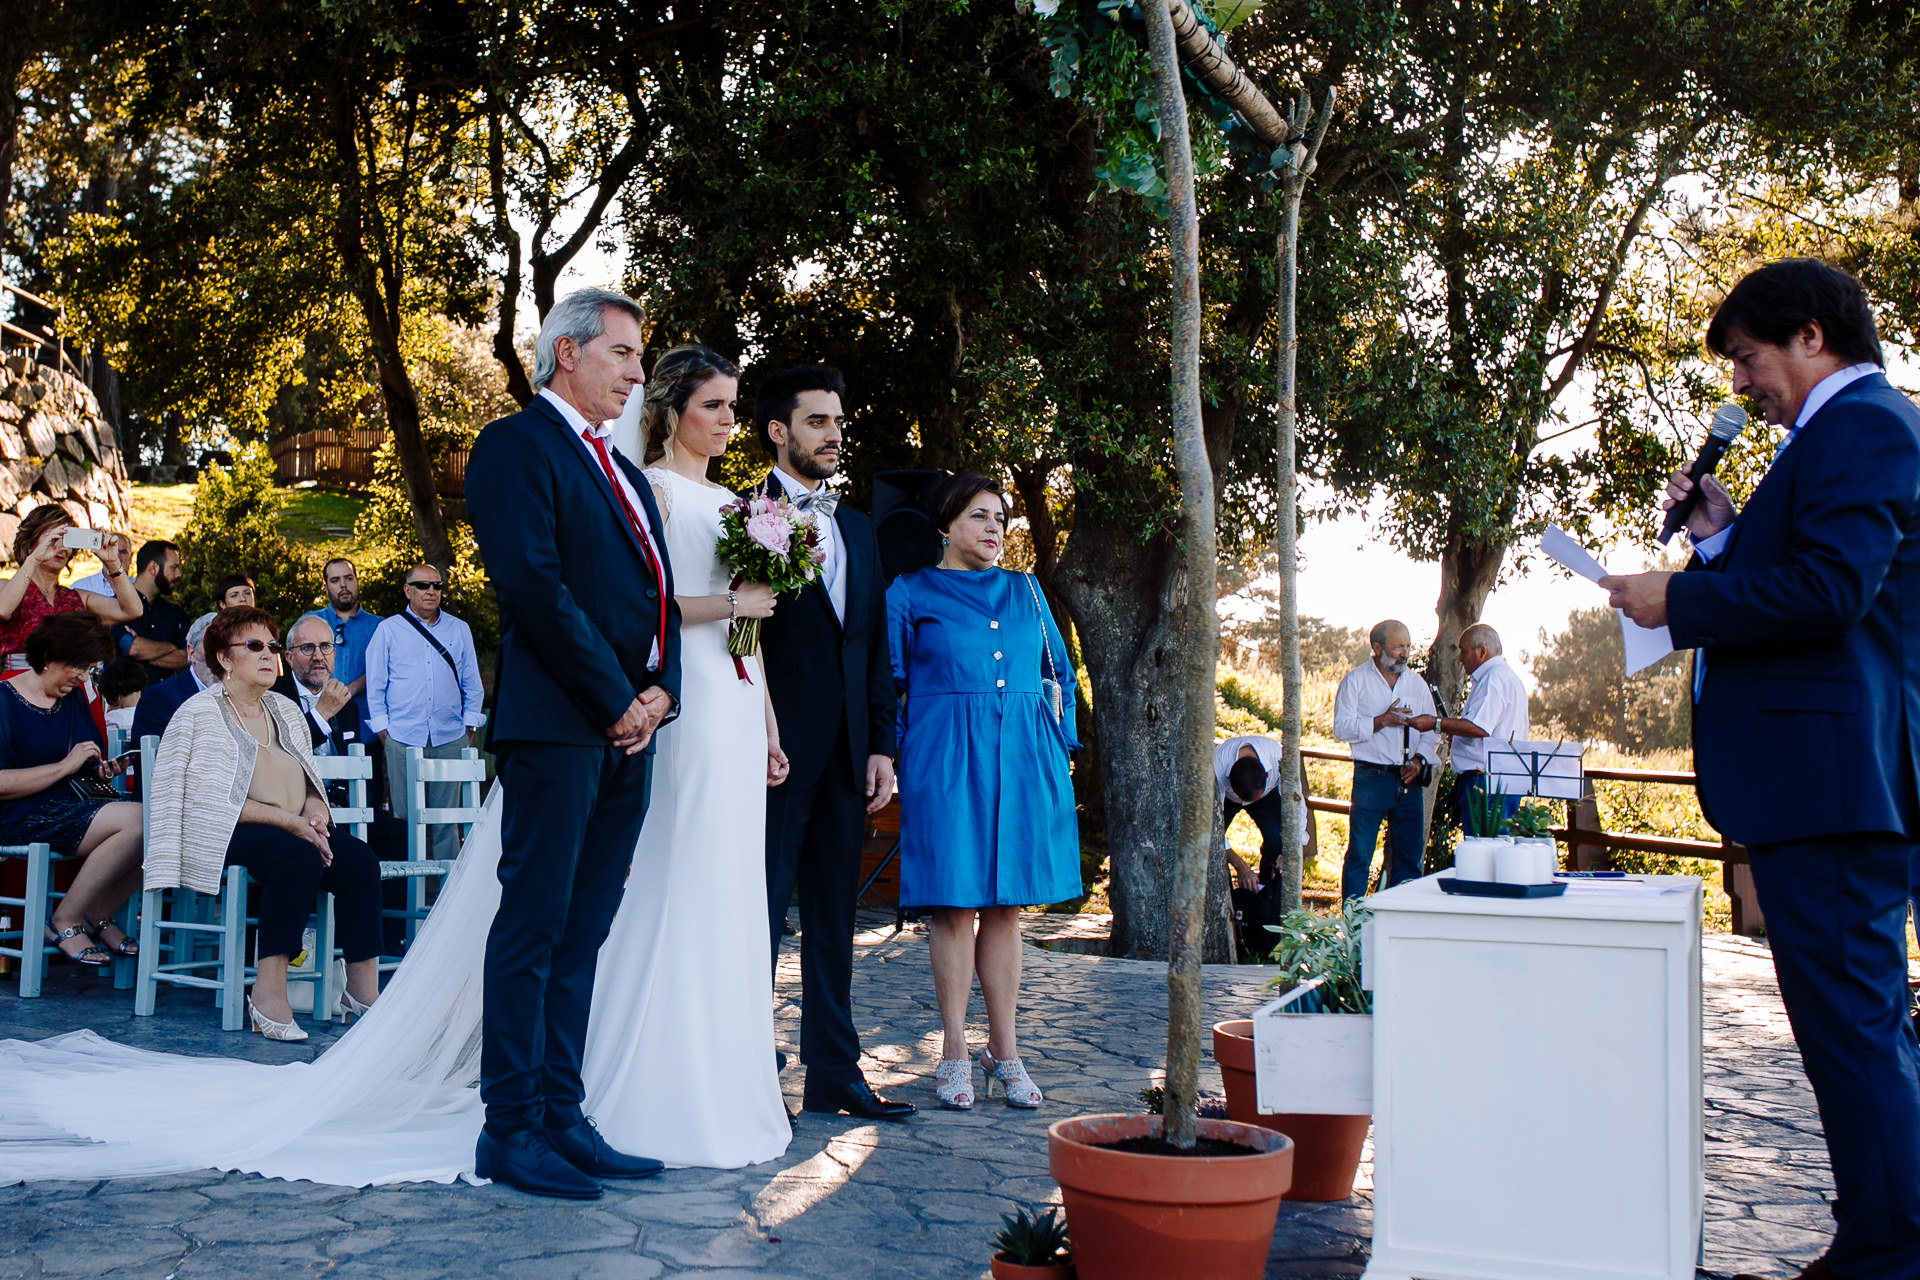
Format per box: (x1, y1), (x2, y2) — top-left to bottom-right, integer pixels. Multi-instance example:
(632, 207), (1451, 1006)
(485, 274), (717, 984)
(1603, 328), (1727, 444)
(1455, 772), (1519, 837)
(1343, 763), (1425, 901)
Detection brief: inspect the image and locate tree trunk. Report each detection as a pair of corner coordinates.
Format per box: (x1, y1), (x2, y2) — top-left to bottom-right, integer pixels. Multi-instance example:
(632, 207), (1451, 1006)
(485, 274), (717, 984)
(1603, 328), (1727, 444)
(1141, 0), (1216, 1153)
(486, 96), (533, 407)
(1273, 184), (1306, 918)
(1429, 529), (1507, 716)
(361, 296), (455, 569)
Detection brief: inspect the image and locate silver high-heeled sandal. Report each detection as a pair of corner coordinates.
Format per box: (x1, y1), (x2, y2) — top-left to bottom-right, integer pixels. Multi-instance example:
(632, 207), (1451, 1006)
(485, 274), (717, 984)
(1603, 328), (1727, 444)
(247, 997), (309, 1043)
(934, 1057), (975, 1110)
(979, 1047), (1042, 1108)
(338, 990), (374, 1023)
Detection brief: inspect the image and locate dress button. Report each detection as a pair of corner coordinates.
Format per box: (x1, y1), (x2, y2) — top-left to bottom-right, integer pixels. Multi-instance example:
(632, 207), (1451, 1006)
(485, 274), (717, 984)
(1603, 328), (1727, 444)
(996, 679), (1006, 688)
(990, 621), (999, 630)
(993, 651), (1003, 660)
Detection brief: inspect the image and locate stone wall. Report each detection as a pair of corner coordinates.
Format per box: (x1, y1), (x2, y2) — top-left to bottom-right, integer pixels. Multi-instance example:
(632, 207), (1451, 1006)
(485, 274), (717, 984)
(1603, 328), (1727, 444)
(0, 355), (132, 563)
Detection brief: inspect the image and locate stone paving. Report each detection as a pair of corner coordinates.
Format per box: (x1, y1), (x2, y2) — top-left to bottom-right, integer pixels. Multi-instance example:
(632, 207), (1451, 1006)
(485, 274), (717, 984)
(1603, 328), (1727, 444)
(0, 915), (1838, 1280)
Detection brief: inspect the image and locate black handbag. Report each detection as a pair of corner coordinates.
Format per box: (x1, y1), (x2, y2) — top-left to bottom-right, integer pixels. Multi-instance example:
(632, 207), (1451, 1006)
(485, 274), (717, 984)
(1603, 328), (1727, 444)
(64, 703), (121, 803)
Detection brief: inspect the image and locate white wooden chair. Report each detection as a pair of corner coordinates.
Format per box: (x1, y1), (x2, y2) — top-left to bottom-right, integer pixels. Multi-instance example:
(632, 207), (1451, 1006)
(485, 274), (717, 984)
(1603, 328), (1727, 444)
(380, 746), (485, 956)
(302, 744), (375, 1022)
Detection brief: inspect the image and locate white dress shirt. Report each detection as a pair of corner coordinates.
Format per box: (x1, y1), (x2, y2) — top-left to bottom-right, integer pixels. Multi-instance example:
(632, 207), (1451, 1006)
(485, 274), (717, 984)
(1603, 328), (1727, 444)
(1332, 659), (1437, 766)
(1450, 654), (1530, 774)
(540, 387), (664, 668)
(771, 466), (847, 621)
(1212, 735), (1309, 842)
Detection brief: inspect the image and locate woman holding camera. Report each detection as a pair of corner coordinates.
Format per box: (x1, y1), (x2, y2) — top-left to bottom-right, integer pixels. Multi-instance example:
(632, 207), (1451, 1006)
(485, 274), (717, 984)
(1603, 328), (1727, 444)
(0, 506), (142, 671)
(886, 472), (1081, 1112)
(0, 613), (145, 964)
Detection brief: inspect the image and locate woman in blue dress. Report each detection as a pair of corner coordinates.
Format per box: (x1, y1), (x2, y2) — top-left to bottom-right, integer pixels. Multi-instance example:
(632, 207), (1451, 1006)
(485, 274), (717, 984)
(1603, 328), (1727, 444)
(887, 471), (1080, 1113)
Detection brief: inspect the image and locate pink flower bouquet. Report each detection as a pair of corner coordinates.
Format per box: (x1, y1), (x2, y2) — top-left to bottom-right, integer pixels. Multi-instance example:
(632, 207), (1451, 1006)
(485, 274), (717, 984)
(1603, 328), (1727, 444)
(714, 492), (825, 658)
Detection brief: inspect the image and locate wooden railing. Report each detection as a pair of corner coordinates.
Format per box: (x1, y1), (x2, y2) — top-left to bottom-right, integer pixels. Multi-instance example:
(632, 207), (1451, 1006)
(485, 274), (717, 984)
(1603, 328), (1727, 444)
(2, 280), (83, 381)
(1297, 746), (1763, 935)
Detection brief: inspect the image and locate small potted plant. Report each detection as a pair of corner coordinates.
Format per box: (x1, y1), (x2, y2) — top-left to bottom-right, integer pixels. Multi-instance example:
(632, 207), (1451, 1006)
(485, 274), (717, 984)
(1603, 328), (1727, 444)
(990, 1206), (1075, 1278)
(1213, 901), (1372, 1201)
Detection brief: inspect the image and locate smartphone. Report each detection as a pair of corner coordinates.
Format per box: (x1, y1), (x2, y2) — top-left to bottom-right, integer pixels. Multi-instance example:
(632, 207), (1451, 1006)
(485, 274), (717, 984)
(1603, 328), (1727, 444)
(61, 528), (103, 552)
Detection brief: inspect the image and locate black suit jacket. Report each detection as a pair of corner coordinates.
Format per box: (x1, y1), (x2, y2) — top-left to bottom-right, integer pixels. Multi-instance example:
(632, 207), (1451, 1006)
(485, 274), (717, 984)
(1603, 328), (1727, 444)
(749, 475), (897, 783)
(1668, 372), (1920, 846)
(270, 672), (369, 755)
(466, 395), (682, 748)
(126, 668), (201, 799)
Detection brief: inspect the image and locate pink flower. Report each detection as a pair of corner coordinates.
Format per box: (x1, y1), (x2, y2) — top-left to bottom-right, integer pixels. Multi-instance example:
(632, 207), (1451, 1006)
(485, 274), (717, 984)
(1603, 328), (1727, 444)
(746, 511), (791, 554)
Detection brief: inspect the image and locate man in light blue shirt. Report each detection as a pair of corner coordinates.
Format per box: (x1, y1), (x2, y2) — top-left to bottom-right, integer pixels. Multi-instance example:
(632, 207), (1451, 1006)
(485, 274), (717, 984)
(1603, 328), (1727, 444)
(319, 557), (382, 725)
(366, 563), (484, 857)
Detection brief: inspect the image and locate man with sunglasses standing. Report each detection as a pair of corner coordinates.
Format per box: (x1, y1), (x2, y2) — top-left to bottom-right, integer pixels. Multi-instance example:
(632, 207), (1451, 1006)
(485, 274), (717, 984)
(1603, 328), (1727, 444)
(365, 564), (484, 859)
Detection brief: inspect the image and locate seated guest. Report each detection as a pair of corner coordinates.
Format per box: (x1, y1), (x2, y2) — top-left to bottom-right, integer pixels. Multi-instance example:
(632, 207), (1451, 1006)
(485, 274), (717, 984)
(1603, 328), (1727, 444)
(130, 612), (217, 750)
(0, 613), (144, 964)
(98, 659), (147, 738)
(146, 606), (382, 1041)
(0, 507), (142, 670)
(213, 574), (255, 609)
(274, 613), (377, 809)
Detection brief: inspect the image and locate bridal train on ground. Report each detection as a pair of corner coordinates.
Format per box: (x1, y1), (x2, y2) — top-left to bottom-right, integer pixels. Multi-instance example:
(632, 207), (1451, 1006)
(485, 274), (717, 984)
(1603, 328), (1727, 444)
(0, 467), (789, 1185)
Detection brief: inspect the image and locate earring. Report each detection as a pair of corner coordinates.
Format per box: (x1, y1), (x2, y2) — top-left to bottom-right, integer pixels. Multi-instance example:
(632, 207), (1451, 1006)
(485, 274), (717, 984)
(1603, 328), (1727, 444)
(941, 537), (949, 546)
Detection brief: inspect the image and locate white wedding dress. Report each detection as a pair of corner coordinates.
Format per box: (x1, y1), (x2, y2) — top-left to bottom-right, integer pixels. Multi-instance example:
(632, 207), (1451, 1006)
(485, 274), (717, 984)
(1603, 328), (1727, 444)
(0, 466), (790, 1183)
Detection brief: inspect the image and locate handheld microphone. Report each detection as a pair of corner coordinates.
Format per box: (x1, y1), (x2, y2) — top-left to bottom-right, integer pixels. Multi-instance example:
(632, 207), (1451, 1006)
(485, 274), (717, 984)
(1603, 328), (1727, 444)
(1657, 402), (1749, 545)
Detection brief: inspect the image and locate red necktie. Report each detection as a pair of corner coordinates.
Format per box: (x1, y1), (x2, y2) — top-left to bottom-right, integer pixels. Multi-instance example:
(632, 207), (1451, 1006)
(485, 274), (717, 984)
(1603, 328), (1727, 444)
(582, 431), (667, 670)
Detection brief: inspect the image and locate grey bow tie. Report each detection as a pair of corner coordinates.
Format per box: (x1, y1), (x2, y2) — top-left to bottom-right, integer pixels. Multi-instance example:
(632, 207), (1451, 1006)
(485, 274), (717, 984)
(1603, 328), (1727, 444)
(792, 487), (840, 518)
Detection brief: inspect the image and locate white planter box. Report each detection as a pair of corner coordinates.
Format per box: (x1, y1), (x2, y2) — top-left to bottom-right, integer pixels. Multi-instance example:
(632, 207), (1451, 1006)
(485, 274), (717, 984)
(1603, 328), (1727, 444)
(1251, 992), (1373, 1115)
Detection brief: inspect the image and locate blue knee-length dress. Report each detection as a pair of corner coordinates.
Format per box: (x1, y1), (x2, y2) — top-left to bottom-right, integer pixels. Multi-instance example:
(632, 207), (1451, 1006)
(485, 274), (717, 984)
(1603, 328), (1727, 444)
(886, 566), (1082, 909)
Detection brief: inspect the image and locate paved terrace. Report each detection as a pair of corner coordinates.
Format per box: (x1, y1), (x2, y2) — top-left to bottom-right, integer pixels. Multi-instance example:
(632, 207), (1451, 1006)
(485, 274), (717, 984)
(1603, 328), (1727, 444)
(0, 915), (1834, 1280)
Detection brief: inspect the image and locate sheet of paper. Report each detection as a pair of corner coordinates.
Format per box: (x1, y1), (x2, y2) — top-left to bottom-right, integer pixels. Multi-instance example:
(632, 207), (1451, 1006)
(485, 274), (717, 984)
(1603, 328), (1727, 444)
(1560, 879), (1695, 898)
(1540, 526), (1676, 675)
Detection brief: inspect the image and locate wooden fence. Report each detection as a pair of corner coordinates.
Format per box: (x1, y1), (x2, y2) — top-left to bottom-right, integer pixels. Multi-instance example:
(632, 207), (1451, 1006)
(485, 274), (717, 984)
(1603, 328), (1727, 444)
(2, 280), (83, 382)
(1297, 746), (1763, 935)
(269, 429), (469, 496)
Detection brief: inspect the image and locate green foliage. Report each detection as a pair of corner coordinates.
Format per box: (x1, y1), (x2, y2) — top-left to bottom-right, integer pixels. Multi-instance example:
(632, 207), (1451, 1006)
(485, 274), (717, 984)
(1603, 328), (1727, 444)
(174, 445), (319, 623)
(1530, 604), (1691, 752)
(1506, 802), (1555, 840)
(1263, 900), (1371, 1015)
(992, 1206), (1071, 1267)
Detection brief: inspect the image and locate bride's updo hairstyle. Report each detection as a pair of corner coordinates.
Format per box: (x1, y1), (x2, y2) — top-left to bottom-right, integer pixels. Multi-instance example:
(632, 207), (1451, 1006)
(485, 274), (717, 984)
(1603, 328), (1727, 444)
(640, 345), (741, 464)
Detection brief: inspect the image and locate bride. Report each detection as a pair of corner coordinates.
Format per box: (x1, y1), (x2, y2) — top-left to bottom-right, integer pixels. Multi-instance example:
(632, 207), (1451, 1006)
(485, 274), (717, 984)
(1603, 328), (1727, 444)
(0, 346), (792, 1184)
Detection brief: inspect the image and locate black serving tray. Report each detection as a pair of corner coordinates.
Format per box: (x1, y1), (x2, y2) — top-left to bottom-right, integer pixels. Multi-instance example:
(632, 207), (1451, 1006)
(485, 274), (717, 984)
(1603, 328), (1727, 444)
(1439, 877), (1567, 899)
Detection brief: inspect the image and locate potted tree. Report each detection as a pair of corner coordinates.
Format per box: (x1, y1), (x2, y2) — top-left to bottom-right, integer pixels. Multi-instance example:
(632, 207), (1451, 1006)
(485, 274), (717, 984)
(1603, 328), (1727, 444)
(990, 1207), (1076, 1279)
(1213, 902), (1373, 1201)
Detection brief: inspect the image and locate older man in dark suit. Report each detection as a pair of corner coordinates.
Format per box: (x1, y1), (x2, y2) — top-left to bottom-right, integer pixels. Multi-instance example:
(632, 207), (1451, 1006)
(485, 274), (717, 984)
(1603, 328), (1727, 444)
(1605, 259), (1920, 1280)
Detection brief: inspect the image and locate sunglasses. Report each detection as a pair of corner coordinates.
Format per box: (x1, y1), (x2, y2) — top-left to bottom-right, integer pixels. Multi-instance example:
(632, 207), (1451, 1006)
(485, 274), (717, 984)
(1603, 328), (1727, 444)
(228, 639), (285, 655)
(406, 580), (444, 591)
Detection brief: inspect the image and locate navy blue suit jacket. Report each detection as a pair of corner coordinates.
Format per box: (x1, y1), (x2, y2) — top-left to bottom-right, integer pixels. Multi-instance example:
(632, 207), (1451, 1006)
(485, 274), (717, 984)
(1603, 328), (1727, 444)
(466, 396), (681, 748)
(126, 668), (200, 798)
(1667, 372), (1920, 847)
(748, 476), (896, 783)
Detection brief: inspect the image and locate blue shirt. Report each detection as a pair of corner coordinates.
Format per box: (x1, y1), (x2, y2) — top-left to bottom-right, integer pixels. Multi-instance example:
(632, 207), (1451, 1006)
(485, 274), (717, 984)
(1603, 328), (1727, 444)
(320, 604), (382, 722)
(365, 608), (485, 747)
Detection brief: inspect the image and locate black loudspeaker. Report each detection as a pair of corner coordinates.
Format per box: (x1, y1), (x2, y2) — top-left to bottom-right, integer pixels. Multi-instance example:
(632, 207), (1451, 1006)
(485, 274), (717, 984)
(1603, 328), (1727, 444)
(871, 469), (948, 582)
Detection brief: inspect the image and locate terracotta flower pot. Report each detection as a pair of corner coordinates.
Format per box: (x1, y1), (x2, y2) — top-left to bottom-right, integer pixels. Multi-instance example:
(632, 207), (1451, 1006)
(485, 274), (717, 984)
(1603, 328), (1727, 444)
(989, 1254), (1076, 1279)
(1213, 1019), (1369, 1202)
(1046, 1113), (1293, 1280)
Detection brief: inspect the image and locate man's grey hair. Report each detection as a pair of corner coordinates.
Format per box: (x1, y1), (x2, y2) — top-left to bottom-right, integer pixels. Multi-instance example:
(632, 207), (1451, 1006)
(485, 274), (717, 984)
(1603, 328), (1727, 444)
(288, 612), (333, 643)
(1461, 622), (1502, 656)
(186, 611), (217, 657)
(531, 288), (646, 390)
(1369, 619), (1408, 647)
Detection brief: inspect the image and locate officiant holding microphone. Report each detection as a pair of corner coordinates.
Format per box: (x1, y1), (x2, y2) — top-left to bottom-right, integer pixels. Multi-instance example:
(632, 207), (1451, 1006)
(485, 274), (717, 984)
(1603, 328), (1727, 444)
(1603, 259), (1920, 1280)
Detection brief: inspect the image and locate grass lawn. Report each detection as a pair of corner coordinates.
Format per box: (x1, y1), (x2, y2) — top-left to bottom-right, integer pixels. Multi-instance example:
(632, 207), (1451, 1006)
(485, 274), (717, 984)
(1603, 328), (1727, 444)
(126, 482), (364, 560)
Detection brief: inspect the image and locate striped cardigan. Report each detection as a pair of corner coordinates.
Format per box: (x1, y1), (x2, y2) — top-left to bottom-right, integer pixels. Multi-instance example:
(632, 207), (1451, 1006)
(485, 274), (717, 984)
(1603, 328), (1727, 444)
(143, 685), (329, 895)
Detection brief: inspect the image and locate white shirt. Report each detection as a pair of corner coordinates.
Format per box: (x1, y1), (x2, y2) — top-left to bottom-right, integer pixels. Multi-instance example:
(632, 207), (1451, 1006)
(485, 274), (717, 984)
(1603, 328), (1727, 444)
(1332, 659), (1437, 766)
(539, 387), (664, 668)
(1211, 735), (1308, 843)
(1450, 654), (1530, 774)
(771, 466), (847, 622)
(290, 682), (336, 755)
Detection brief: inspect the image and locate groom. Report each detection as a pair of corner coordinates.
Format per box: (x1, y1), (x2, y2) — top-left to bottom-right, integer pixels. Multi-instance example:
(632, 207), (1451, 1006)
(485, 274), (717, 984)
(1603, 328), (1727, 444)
(466, 287), (682, 1198)
(753, 365), (914, 1122)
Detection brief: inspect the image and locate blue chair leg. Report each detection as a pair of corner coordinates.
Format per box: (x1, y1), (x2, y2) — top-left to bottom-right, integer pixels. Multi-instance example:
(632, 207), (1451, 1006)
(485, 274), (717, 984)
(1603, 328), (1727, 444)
(134, 887), (161, 1016)
(221, 867), (247, 1032)
(20, 842), (50, 999)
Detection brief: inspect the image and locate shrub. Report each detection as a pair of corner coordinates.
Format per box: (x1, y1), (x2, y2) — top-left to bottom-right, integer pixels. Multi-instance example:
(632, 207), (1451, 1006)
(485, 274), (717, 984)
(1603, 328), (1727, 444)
(174, 444), (319, 625)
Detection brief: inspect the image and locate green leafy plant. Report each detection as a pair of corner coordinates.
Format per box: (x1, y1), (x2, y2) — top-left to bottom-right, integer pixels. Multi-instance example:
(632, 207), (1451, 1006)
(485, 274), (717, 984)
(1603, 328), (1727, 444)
(992, 1206), (1071, 1267)
(1461, 786), (1510, 840)
(1263, 900), (1371, 1015)
(1506, 802), (1556, 840)
(175, 443), (319, 623)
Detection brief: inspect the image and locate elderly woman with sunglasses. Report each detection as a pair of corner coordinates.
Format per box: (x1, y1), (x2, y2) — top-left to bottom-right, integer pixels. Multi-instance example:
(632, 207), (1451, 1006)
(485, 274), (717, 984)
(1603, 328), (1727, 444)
(146, 607), (382, 1041)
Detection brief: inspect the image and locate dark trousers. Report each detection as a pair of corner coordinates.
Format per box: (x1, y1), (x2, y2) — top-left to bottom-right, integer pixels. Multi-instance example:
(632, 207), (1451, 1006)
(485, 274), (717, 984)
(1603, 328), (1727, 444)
(1748, 834), (1920, 1278)
(225, 821), (382, 962)
(1223, 788), (1288, 885)
(1344, 763), (1425, 901)
(765, 726), (863, 1087)
(481, 741), (653, 1133)
(1455, 772), (1518, 837)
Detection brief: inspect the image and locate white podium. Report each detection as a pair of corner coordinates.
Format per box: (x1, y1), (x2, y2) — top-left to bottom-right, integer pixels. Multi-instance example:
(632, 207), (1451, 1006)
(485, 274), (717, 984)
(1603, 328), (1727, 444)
(1360, 873), (1702, 1280)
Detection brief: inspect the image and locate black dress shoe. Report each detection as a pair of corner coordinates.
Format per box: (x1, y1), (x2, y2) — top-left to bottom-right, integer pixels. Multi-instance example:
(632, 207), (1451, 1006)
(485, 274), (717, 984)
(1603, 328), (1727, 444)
(476, 1126), (602, 1199)
(546, 1117), (665, 1179)
(802, 1076), (916, 1122)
